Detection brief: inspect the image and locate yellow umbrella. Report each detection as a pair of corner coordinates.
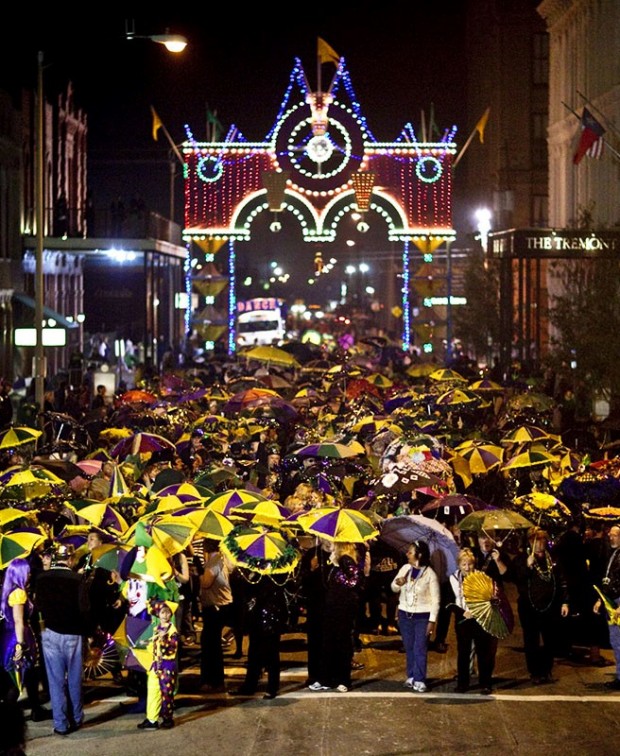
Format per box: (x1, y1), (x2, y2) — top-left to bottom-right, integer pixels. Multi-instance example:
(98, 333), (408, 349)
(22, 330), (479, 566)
(0, 426), (42, 449)
(0, 531), (46, 568)
(297, 506), (379, 543)
(244, 345), (301, 368)
(0, 469), (63, 501)
(366, 374), (394, 389)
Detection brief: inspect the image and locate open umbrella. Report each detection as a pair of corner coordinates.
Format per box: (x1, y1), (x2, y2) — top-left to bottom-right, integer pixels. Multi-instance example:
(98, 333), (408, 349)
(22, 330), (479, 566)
(458, 508), (534, 543)
(229, 499), (292, 527)
(512, 492), (572, 529)
(178, 508), (235, 540)
(74, 501), (129, 535)
(113, 614), (155, 672)
(462, 570), (514, 639)
(294, 441), (365, 459)
(221, 524), (300, 575)
(468, 379), (504, 392)
(244, 345), (301, 368)
(378, 514), (460, 582)
(502, 447), (557, 470)
(0, 469), (65, 502)
(92, 542), (136, 575)
(454, 441), (504, 474)
(434, 388), (482, 409)
(500, 424), (553, 446)
(297, 506), (379, 543)
(118, 389), (158, 406)
(204, 488), (268, 516)
(428, 368), (467, 383)
(0, 426), (42, 449)
(0, 530), (46, 568)
(419, 492), (495, 520)
(370, 468), (447, 498)
(585, 506), (620, 523)
(110, 432), (176, 460)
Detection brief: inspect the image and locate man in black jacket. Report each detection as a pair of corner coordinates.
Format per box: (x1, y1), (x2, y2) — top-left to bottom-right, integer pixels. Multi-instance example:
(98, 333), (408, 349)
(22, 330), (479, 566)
(34, 544), (88, 736)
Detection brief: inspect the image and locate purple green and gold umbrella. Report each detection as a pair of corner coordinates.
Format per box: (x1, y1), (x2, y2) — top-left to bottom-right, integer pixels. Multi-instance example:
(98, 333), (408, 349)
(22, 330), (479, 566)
(74, 501), (129, 535)
(0, 468), (64, 502)
(454, 440), (504, 474)
(0, 530), (46, 568)
(297, 506), (379, 543)
(110, 431), (176, 460)
(221, 524), (300, 575)
(229, 499), (292, 528)
(512, 492), (572, 529)
(0, 426), (42, 450)
(294, 441), (365, 459)
(204, 488), (268, 517)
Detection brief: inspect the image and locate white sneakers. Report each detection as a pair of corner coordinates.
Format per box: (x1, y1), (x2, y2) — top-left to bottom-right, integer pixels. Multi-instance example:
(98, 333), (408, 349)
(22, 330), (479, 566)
(413, 681), (427, 693)
(404, 678), (414, 688)
(308, 682), (330, 691)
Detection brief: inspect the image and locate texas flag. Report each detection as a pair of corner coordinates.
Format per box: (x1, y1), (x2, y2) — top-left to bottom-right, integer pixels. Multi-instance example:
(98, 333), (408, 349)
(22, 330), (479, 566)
(573, 108), (605, 164)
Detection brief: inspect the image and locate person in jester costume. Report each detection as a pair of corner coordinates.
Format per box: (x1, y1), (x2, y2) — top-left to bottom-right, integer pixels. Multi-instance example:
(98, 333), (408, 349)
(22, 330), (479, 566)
(137, 598), (179, 730)
(117, 522), (180, 713)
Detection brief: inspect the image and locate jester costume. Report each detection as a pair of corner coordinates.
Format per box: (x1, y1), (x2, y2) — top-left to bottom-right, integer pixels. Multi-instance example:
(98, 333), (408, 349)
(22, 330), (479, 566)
(145, 601), (179, 727)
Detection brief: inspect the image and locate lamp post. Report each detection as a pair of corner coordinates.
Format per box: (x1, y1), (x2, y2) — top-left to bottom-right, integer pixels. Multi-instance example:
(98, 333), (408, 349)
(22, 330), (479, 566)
(34, 51), (45, 417)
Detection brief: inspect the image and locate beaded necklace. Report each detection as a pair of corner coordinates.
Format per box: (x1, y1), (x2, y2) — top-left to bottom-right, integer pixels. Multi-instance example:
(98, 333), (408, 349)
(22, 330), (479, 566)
(531, 550), (553, 582)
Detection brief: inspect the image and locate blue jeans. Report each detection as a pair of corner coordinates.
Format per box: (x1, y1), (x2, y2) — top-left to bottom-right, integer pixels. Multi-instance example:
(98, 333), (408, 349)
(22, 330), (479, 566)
(41, 628), (83, 733)
(398, 609), (430, 683)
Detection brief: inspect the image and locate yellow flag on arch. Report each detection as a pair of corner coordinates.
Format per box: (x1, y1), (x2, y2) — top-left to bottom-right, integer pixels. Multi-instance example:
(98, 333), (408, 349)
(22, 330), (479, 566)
(151, 106), (163, 141)
(317, 37), (340, 65)
(475, 107), (491, 144)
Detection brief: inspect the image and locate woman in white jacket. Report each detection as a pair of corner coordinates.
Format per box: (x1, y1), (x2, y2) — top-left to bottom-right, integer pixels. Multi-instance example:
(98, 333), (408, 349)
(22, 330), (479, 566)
(391, 540), (440, 692)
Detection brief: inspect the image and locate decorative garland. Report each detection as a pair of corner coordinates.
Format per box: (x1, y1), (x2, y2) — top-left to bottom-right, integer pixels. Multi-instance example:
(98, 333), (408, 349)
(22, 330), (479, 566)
(221, 525), (299, 576)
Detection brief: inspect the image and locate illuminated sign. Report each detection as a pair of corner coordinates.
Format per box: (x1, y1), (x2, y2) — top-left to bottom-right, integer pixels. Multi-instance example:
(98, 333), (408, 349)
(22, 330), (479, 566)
(15, 328), (67, 347)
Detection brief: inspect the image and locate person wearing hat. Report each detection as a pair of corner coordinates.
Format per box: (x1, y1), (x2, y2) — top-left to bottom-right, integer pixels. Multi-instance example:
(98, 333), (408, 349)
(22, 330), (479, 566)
(34, 543), (88, 736)
(137, 599), (179, 730)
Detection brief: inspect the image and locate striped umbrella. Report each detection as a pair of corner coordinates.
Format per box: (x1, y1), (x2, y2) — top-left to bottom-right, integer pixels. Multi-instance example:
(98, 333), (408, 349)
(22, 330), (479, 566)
(297, 506), (379, 543)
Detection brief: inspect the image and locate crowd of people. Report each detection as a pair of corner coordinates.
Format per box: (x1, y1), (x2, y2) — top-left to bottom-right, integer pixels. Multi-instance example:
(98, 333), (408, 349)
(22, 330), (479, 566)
(1, 346), (620, 748)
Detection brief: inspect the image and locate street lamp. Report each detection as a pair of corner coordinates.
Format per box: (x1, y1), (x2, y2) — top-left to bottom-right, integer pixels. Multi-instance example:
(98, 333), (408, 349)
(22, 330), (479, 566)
(475, 207), (492, 253)
(125, 20), (188, 53)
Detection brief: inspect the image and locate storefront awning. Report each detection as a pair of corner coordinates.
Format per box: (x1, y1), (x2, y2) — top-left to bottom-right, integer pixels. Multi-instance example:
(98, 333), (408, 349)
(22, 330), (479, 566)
(12, 292), (79, 329)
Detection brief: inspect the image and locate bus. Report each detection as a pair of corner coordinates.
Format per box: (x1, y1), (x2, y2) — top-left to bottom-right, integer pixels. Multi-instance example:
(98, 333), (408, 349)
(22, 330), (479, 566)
(236, 297), (287, 347)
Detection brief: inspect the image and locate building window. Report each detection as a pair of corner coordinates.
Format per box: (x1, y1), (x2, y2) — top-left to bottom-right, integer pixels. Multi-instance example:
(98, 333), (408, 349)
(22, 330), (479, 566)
(532, 112), (547, 168)
(533, 33), (549, 85)
(532, 195), (548, 228)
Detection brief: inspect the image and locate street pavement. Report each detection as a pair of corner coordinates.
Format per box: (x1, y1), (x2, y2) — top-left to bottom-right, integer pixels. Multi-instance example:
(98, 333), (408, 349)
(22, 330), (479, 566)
(24, 596), (620, 756)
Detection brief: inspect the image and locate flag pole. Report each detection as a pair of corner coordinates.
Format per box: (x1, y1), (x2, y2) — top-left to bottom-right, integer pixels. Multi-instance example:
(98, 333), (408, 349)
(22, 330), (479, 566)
(452, 124), (479, 169)
(576, 91), (620, 138)
(562, 102), (620, 160)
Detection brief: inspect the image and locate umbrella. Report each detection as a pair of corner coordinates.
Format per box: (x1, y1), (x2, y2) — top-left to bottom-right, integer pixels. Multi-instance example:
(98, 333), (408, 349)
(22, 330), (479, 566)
(222, 387), (280, 414)
(244, 345), (301, 368)
(428, 368), (467, 383)
(75, 501), (129, 535)
(419, 492), (495, 519)
(454, 441), (504, 474)
(468, 379), (504, 392)
(462, 570), (514, 639)
(92, 542), (136, 575)
(434, 388), (481, 409)
(366, 374), (394, 389)
(155, 482), (206, 505)
(221, 524), (300, 575)
(204, 488), (268, 516)
(297, 506), (379, 543)
(113, 614), (155, 672)
(0, 530), (46, 568)
(0, 426), (42, 449)
(585, 506), (620, 522)
(0, 507), (35, 530)
(229, 499), (292, 527)
(378, 514), (460, 582)
(294, 441), (365, 459)
(75, 459), (104, 478)
(502, 448), (557, 470)
(144, 517), (197, 557)
(118, 389), (158, 406)
(406, 363), (441, 378)
(370, 468), (447, 498)
(179, 508), (235, 540)
(512, 492), (572, 529)
(194, 466), (244, 491)
(500, 424), (553, 446)
(458, 508), (534, 543)
(0, 469), (64, 502)
(84, 632), (120, 680)
(110, 432), (176, 459)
